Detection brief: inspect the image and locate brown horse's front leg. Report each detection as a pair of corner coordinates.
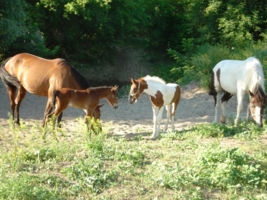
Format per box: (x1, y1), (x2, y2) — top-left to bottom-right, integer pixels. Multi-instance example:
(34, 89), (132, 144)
(42, 99), (53, 127)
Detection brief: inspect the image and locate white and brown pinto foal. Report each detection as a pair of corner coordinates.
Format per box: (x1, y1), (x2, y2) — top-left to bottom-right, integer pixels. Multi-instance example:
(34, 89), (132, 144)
(129, 75), (181, 139)
(209, 57), (266, 126)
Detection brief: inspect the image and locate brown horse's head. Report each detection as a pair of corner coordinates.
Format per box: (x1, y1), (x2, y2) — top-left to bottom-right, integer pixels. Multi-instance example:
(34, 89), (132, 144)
(106, 85), (119, 109)
(128, 78), (148, 104)
(249, 84), (267, 127)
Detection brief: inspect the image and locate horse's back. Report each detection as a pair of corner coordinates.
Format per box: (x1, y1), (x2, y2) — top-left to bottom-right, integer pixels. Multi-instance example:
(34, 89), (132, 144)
(212, 57), (264, 94)
(3, 53), (84, 96)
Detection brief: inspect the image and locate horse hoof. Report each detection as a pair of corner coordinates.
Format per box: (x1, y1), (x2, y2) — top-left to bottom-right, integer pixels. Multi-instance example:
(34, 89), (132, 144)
(149, 136), (156, 140)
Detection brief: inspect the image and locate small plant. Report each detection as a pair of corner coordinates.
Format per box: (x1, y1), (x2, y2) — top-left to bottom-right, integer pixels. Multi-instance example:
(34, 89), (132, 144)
(63, 157), (118, 194)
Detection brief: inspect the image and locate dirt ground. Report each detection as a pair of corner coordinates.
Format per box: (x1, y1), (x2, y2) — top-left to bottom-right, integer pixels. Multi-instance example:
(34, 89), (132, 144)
(0, 81), (252, 137)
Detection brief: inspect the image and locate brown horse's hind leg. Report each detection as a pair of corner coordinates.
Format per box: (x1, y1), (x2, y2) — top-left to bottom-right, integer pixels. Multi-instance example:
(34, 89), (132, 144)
(14, 87), (26, 125)
(6, 85), (17, 121)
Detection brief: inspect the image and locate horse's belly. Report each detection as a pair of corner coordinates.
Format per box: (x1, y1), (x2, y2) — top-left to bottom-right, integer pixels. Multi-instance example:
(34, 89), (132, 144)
(220, 82), (238, 94)
(22, 80), (49, 96)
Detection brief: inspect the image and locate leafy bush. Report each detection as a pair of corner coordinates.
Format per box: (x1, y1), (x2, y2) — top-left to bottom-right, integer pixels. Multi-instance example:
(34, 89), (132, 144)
(195, 144), (267, 190)
(167, 41), (267, 88)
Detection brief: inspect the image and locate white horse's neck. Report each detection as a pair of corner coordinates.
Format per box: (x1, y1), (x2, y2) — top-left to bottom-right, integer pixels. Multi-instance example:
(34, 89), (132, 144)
(249, 70), (265, 91)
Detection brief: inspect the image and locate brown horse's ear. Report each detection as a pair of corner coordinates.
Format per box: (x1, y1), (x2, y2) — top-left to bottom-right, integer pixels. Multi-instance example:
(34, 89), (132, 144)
(249, 90), (254, 97)
(112, 85), (119, 91)
(97, 104), (104, 108)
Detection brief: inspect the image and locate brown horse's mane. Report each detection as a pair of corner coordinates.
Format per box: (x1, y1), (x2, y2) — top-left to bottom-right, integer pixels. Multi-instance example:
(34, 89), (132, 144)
(253, 83), (266, 106)
(58, 60), (89, 89)
(87, 86), (114, 90)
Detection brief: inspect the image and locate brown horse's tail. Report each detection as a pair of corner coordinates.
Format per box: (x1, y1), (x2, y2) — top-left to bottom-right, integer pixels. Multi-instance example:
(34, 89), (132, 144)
(51, 90), (59, 109)
(0, 58), (21, 89)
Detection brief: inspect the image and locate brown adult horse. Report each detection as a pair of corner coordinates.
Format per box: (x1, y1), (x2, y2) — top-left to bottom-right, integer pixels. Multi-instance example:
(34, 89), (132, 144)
(0, 53), (89, 125)
(45, 86), (119, 131)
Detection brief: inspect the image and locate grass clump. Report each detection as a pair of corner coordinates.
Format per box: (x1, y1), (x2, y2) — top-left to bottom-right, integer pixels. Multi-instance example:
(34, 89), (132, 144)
(0, 118), (267, 199)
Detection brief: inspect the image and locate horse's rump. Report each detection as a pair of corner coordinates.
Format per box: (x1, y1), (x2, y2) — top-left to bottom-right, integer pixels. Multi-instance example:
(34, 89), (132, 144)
(0, 59), (21, 89)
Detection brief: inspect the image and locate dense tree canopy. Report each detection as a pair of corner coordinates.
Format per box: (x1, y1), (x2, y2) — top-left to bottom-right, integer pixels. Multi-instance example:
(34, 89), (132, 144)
(0, 0), (266, 66)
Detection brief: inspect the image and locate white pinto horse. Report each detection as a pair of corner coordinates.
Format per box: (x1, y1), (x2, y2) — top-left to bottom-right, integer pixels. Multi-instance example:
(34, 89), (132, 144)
(128, 75), (181, 139)
(209, 57), (267, 126)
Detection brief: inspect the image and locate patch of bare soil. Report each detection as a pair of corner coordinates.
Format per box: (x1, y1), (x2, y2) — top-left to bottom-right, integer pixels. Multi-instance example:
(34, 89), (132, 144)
(1, 81), (266, 144)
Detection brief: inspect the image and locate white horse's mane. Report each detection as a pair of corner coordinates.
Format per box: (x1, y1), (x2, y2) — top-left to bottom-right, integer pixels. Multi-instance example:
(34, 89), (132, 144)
(144, 75), (166, 84)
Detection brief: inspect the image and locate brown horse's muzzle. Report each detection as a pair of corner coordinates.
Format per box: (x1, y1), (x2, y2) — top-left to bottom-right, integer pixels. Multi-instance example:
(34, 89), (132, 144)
(113, 104), (118, 109)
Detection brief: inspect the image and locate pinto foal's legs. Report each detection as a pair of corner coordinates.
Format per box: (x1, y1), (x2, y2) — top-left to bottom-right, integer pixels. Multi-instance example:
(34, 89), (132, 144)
(151, 106), (164, 138)
(151, 106), (158, 138)
(156, 107), (164, 137)
(164, 104), (171, 132)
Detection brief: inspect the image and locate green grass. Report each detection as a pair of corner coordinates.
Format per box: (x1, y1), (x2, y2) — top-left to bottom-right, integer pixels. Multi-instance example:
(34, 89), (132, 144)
(0, 117), (267, 200)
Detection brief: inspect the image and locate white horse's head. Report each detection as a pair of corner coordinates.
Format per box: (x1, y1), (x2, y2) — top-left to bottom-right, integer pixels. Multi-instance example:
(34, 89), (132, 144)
(249, 85), (267, 127)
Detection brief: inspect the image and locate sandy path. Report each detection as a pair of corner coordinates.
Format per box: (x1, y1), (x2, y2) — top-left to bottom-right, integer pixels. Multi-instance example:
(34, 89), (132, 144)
(0, 81), (250, 136)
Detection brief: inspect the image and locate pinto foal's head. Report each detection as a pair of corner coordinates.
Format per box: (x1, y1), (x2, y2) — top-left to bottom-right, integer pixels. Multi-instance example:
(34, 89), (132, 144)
(249, 84), (267, 127)
(128, 78), (148, 104)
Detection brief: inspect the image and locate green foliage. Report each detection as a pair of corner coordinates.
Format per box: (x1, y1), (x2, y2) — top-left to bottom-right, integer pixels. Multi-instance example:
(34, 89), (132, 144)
(168, 41), (267, 88)
(0, 0), (58, 58)
(22, 147), (58, 162)
(151, 62), (184, 83)
(150, 143), (267, 193)
(195, 144), (267, 190)
(1, 0), (267, 80)
(117, 84), (130, 98)
(0, 0), (27, 56)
